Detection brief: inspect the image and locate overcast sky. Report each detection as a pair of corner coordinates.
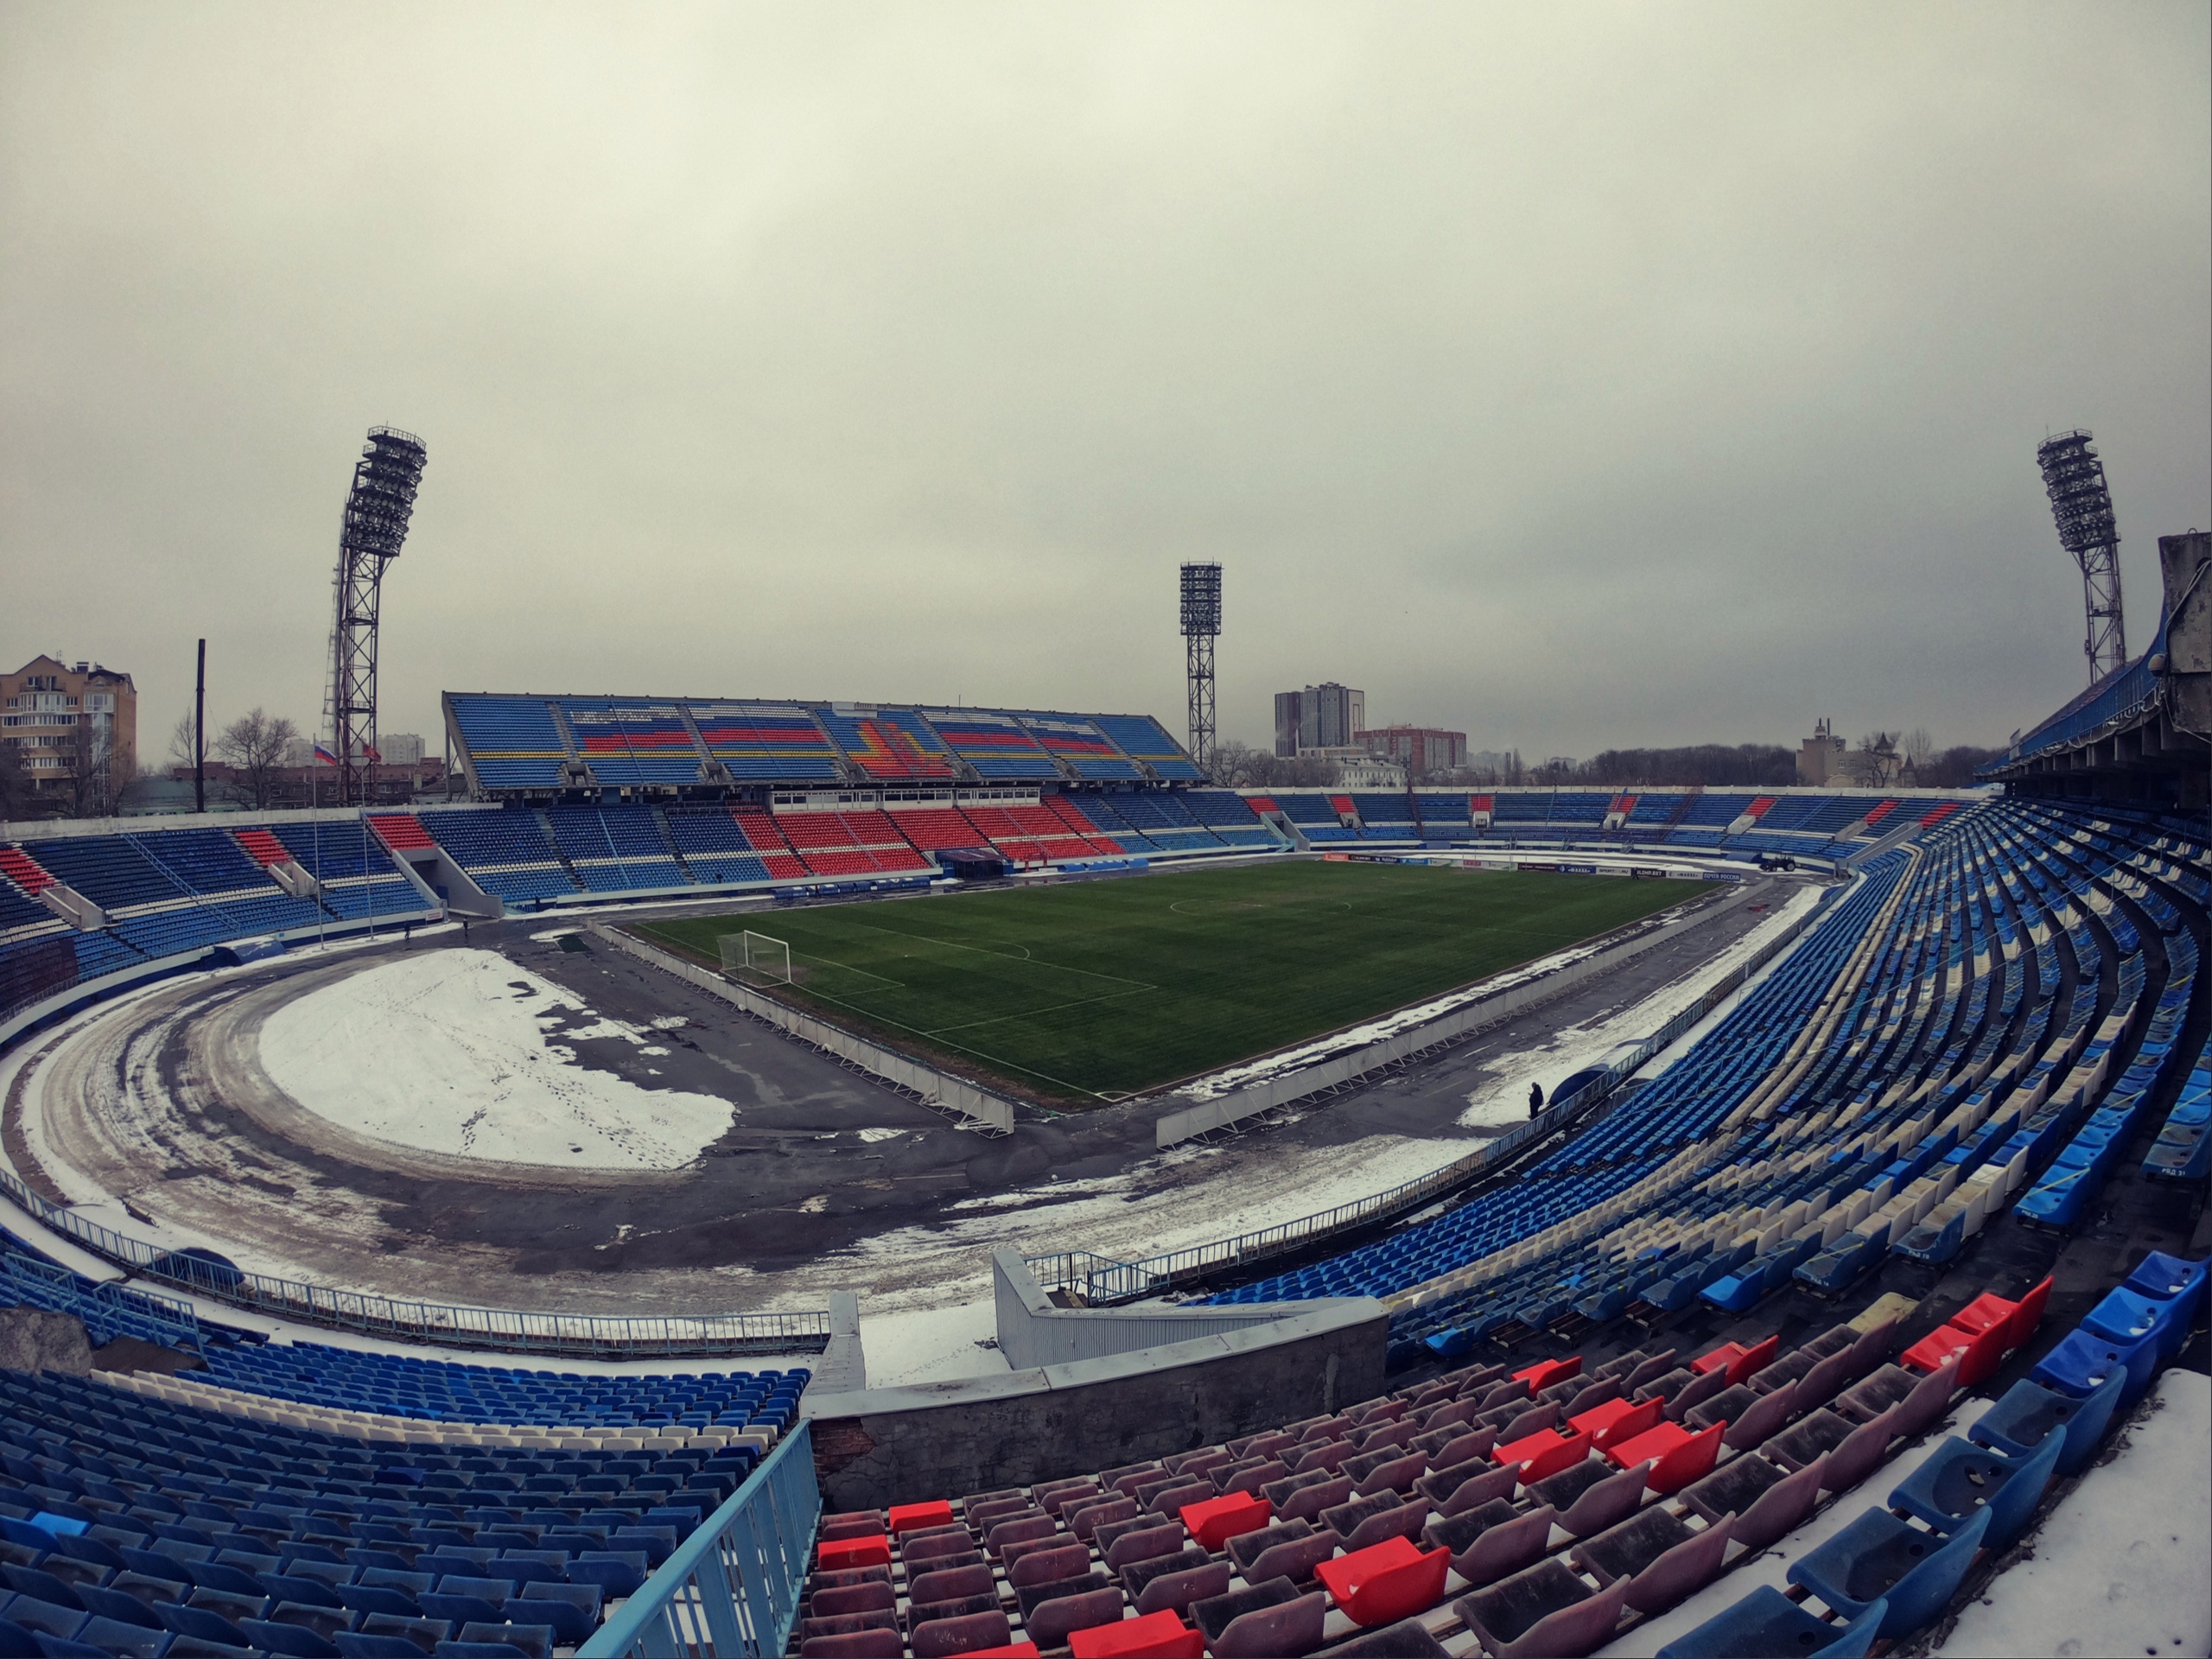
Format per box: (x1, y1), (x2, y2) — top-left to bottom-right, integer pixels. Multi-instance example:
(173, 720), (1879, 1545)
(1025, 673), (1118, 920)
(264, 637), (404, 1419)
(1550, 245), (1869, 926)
(4, 3), (2207, 767)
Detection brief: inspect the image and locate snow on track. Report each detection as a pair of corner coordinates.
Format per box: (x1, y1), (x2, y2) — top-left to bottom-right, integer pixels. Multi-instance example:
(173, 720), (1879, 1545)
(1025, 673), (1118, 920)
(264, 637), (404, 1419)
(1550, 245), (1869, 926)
(257, 950), (733, 1169)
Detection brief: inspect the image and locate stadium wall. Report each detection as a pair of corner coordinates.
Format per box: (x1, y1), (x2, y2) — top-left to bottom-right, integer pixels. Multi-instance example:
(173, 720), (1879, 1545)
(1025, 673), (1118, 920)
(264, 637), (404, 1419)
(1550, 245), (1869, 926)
(803, 1293), (1388, 1511)
(988, 1246), (1362, 1371)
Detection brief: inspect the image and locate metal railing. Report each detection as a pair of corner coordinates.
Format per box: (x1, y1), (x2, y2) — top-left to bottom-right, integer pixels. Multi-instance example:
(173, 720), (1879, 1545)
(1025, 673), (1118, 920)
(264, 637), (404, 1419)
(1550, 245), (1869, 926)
(1027, 889), (1828, 1305)
(0, 1165), (830, 1360)
(0, 1244), (204, 1342)
(581, 1419), (820, 1657)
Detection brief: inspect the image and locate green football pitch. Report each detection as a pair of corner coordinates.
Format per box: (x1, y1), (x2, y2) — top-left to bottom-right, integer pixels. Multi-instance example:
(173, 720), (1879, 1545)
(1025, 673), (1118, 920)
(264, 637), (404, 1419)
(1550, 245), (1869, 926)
(636, 862), (1695, 1107)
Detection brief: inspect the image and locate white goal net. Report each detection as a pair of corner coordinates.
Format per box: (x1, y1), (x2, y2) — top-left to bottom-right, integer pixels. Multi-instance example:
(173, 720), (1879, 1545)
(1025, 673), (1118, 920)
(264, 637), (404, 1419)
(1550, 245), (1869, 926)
(719, 930), (792, 986)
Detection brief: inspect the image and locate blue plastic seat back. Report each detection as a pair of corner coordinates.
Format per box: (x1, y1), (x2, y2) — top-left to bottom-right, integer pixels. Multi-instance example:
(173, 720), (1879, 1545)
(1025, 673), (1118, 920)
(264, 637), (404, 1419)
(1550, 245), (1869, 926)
(2031, 1326), (2160, 1408)
(2090, 1285), (2196, 1362)
(1789, 1505), (1990, 1640)
(1890, 1433), (2059, 1551)
(2053, 1369), (2128, 1478)
(1655, 1586), (1885, 1658)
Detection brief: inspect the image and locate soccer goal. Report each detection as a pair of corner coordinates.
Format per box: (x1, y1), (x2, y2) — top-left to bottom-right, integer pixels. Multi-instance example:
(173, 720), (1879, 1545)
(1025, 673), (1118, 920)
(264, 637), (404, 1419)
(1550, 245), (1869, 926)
(719, 931), (793, 986)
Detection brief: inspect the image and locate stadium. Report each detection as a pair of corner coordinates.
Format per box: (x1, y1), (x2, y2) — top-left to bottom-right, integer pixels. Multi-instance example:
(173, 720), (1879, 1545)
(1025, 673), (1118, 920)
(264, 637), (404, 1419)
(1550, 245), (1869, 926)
(2, 12), (2208, 1659)
(2, 504), (2209, 1659)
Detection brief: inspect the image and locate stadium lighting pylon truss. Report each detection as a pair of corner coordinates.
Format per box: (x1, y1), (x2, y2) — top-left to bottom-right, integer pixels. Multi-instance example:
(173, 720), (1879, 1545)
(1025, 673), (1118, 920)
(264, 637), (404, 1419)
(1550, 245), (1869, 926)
(326, 427), (428, 806)
(2037, 429), (2126, 683)
(1180, 562), (1223, 779)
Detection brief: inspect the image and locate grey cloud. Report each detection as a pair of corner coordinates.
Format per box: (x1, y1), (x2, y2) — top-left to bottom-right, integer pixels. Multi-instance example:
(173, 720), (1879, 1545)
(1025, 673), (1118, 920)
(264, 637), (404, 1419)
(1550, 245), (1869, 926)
(3, 2), (2206, 760)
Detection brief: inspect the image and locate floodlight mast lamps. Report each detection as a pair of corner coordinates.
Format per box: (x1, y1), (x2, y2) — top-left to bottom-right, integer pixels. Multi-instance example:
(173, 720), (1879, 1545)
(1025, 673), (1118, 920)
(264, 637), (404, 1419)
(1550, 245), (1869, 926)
(2037, 429), (2126, 683)
(1179, 563), (1224, 779)
(327, 427), (428, 807)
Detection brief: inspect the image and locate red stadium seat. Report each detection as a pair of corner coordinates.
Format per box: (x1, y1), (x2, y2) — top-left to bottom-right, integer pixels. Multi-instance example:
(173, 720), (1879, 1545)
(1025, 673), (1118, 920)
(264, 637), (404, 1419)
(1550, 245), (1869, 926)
(1315, 1536), (1450, 1628)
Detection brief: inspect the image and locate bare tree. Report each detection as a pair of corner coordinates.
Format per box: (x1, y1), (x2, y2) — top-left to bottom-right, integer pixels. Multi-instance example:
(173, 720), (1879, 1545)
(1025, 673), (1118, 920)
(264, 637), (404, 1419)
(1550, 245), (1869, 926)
(1212, 740), (1278, 789)
(0, 741), (28, 823)
(1902, 727), (1935, 779)
(214, 709), (300, 809)
(1846, 731), (1900, 788)
(166, 711), (200, 772)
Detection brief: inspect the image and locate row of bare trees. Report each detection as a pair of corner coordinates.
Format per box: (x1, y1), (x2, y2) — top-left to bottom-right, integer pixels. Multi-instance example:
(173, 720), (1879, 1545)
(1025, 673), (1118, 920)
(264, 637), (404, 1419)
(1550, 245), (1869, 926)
(168, 708), (302, 810)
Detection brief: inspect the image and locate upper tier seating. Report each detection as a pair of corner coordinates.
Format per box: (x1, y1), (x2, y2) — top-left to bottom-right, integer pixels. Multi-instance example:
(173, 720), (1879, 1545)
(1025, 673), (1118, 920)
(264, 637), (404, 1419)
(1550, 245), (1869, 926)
(1014, 715), (1145, 782)
(923, 715), (1057, 781)
(559, 702), (704, 787)
(815, 710), (958, 784)
(443, 697), (1207, 792)
(448, 698), (570, 791)
(691, 705), (843, 784)
(1090, 715), (1207, 782)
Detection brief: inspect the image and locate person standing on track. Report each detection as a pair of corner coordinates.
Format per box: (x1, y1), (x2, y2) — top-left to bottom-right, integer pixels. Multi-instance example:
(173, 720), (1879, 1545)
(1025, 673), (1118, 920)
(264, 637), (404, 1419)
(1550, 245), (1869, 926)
(1529, 1080), (1544, 1117)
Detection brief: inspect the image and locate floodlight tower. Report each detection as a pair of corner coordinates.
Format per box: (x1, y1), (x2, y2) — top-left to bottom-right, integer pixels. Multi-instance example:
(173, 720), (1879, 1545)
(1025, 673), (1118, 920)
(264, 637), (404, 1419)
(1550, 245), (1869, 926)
(1179, 563), (1223, 777)
(326, 427), (428, 806)
(2037, 429), (2126, 683)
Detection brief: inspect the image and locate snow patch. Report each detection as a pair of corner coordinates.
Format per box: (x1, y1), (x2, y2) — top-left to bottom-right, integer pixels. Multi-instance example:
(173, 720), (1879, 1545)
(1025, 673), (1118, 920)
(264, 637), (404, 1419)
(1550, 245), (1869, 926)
(1170, 938), (1618, 1102)
(1935, 1370), (2210, 1659)
(257, 950), (734, 1170)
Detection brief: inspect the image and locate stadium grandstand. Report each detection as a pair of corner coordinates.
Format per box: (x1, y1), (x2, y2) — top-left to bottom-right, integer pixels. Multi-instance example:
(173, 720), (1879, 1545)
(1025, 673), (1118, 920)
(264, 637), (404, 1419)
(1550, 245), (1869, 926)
(0, 638), (2205, 1656)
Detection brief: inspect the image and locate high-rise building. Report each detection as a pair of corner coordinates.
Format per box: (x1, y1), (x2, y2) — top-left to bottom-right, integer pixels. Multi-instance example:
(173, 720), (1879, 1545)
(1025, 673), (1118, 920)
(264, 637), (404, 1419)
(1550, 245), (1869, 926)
(1278, 682), (1359, 753)
(1, 655), (137, 810)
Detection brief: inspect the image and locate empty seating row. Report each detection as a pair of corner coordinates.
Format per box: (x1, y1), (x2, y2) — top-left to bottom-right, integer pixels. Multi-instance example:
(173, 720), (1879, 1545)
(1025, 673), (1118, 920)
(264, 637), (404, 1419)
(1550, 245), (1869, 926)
(0, 1365), (783, 1651)
(1205, 796), (2202, 1383)
(797, 1297), (2057, 1659)
(1663, 1248), (2206, 1656)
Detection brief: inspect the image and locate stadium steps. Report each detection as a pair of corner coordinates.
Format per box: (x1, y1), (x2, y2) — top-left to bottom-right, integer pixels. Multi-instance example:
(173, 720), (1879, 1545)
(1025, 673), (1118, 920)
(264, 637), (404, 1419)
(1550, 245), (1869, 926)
(647, 805), (697, 883)
(533, 809), (586, 890)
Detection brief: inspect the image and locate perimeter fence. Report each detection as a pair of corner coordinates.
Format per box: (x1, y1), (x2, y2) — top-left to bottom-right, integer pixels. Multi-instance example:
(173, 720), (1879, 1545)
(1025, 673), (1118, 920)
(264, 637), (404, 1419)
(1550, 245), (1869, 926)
(0, 1164), (829, 1360)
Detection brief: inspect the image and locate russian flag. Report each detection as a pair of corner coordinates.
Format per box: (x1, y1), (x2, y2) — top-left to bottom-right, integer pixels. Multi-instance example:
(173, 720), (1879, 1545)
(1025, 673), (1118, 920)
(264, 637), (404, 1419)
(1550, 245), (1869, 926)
(312, 742), (339, 766)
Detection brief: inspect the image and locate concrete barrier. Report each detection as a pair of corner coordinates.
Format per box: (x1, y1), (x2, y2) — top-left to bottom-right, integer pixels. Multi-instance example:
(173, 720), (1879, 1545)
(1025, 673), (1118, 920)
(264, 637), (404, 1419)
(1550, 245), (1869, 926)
(588, 922), (1018, 1135)
(804, 1291), (1387, 1511)
(991, 1246), (1351, 1372)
